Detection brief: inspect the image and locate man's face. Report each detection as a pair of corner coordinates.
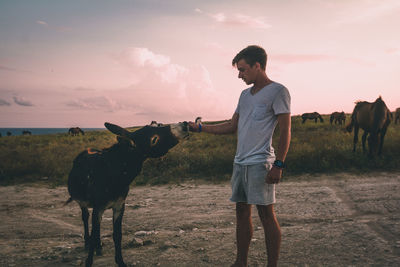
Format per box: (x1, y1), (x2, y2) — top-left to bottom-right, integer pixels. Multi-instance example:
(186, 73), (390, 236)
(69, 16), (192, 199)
(236, 59), (258, 85)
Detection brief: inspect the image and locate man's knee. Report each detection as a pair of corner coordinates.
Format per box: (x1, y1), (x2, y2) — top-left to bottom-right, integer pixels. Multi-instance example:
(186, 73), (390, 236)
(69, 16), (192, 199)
(256, 204), (276, 221)
(236, 202), (251, 219)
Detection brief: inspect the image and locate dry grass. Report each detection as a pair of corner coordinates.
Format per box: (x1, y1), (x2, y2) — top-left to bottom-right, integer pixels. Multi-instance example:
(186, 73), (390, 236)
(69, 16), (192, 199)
(0, 115), (399, 186)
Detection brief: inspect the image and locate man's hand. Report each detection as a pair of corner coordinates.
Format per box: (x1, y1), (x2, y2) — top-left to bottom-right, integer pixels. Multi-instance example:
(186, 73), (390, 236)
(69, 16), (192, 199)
(265, 166), (283, 184)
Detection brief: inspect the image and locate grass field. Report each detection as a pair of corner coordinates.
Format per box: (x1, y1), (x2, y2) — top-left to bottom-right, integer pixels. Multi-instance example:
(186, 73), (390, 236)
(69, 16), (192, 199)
(0, 114), (399, 186)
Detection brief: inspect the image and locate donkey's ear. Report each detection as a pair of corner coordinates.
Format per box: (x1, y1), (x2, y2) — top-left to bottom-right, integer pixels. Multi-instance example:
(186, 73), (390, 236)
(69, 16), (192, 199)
(105, 122), (131, 136)
(117, 135), (135, 146)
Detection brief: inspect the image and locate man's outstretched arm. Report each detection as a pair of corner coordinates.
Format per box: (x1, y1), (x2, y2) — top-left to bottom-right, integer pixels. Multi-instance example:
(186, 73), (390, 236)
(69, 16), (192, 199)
(189, 113), (239, 135)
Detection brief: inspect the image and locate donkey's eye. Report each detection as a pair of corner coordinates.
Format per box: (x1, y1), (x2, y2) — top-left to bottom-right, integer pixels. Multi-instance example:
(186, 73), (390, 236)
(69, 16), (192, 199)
(150, 135), (160, 146)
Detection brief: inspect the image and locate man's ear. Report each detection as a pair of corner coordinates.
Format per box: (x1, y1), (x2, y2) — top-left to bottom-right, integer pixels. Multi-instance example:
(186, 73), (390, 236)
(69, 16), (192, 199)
(254, 62), (261, 71)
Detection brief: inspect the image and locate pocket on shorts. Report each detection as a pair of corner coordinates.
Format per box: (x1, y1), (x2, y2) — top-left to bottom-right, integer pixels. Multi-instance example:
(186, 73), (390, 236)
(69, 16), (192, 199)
(231, 164), (240, 183)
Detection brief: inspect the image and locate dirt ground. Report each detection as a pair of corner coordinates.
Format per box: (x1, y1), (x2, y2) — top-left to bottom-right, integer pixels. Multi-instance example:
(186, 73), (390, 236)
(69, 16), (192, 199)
(0, 173), (399, 267)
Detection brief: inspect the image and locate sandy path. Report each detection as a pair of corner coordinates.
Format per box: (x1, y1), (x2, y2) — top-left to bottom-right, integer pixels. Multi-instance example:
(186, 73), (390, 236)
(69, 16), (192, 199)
(0, 173), (399, 266)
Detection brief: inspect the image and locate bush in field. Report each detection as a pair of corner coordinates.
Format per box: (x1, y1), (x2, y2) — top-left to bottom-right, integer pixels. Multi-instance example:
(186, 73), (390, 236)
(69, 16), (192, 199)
(0, 115), (399, 186)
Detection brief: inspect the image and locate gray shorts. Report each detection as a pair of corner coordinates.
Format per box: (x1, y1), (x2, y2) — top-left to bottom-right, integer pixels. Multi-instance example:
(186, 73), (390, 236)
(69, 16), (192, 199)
(230, 163), (276, 206)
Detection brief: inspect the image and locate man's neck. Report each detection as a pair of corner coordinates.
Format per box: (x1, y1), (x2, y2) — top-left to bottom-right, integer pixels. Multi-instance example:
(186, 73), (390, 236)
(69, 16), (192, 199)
(251, 76), (272, 95)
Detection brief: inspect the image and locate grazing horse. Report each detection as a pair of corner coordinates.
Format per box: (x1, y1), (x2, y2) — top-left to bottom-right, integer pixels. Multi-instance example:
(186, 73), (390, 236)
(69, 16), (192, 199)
(330, 112), (346, 125)
(22, 130), (32, 135)
(301, 112), (324, 124)
(66, 121), (189, 267)
(69, 127), (85, 136)
(395, 108), (400, 124)
(345, 97), (391, 156)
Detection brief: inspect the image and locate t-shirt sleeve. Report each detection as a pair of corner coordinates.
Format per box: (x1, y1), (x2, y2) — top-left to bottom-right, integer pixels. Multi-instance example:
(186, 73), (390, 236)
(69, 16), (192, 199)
(235, 91), (243, 114)
(272, 86), (291, 115)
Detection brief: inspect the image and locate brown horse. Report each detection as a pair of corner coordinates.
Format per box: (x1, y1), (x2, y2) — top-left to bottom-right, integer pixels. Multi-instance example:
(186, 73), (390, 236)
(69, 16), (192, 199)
(330, 112), (346, 125)
(69, 127), (85, 136)
(301, 112), (324, 124)
(345, 97), (391, 156)
(395, 108), (400, 124)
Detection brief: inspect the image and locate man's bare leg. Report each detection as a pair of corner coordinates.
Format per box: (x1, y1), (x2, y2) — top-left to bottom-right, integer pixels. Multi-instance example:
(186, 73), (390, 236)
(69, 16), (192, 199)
(231, 202), (252, 267)
(257, 204), (281, 267)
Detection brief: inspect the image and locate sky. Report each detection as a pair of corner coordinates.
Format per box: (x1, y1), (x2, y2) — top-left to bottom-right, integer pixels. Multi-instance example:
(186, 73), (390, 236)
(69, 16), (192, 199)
(1, 0), (399, 127)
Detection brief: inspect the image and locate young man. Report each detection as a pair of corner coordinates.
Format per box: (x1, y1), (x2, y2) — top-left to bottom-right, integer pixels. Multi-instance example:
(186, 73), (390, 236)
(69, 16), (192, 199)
(189, 45), (291, 267)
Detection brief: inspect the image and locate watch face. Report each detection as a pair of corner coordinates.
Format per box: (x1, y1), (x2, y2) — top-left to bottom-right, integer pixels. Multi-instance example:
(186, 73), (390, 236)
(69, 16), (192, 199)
(274, 160), (284, 168)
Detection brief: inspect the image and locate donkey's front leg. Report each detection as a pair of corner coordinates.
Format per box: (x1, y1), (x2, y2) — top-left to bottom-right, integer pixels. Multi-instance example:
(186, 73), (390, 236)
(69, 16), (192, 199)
(85, 208), (104, 267)
(113, 203), (127, 267)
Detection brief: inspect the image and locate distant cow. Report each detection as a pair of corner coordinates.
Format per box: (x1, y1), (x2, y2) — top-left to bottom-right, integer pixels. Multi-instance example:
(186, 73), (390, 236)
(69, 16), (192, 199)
(395, 108), (400, 124)
(6, 131), (11, 136)
(22, 130), (32, 135)
(301, 112), (324, 124)
(330, 112), (346, 125)
(346, 96), (391, 156)
(69, 127), (85, 136)
(65, 121), (189, 267)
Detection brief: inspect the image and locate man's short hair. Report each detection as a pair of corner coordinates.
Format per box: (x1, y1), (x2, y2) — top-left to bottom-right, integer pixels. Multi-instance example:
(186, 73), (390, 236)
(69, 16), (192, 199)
(232, 45), (267, 70)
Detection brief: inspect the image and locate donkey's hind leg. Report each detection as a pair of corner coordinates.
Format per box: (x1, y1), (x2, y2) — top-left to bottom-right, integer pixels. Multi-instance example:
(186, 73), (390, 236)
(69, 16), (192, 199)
(378, 128), (388, 155)
(81, 207), (90, 250)
(361, 131), (368, 153)
(353, 126), (359, 152)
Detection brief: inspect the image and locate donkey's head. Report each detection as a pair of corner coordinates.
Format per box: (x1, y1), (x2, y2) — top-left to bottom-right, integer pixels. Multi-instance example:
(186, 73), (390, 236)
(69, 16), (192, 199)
(105, 121), (189, 158)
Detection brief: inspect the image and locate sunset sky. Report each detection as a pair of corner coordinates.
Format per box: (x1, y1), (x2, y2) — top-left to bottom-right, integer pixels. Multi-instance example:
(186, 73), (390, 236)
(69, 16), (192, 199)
(1, 0), (399, 127)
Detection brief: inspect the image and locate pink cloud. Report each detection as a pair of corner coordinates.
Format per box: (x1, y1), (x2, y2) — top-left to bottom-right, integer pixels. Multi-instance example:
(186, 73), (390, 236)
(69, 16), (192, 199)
(0, 99), (11, 106)
(196, 8), (271, 29)
(385, 48), (400, 55)
(273, 54), (332, 64)
(13, 96), (34, 106)
(108, 47), (230, 123)
(122, 47), (170, 67)
(0, 64), (31, 73)
(213, 13), (271, 29)
(36, 19), (71, 32)
(36, 20), (48, 26)
(66, 96), (121, 112)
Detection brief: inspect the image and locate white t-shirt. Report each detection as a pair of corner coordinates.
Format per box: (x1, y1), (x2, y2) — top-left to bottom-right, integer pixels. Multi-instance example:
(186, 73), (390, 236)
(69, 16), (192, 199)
(234, 82), (291, 165)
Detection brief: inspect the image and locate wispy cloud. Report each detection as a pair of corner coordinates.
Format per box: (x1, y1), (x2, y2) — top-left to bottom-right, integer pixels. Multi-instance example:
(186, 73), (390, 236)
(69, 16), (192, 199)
(0, 99), (11, 106)
(385, 48), (400, 56)
(13, 96), (34, 106)
(0, 64), (31, 73)
(196, 8), (271, 29)
(36, 20), (48, 26)
(273, 53), (374, 67)
(36, 19), (71, 32)
(273, 54), (332, 64)
(66, 96), (121, 112)
(334, 0), (400, 24)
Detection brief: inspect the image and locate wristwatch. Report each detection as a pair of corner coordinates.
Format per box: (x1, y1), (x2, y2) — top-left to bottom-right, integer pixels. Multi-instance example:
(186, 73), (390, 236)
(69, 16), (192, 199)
(273, 160), (285, 169)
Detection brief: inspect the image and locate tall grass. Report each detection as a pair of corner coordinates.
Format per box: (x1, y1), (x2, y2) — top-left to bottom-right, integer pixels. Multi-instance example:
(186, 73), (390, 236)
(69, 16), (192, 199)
(0, 115), (399, 186)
